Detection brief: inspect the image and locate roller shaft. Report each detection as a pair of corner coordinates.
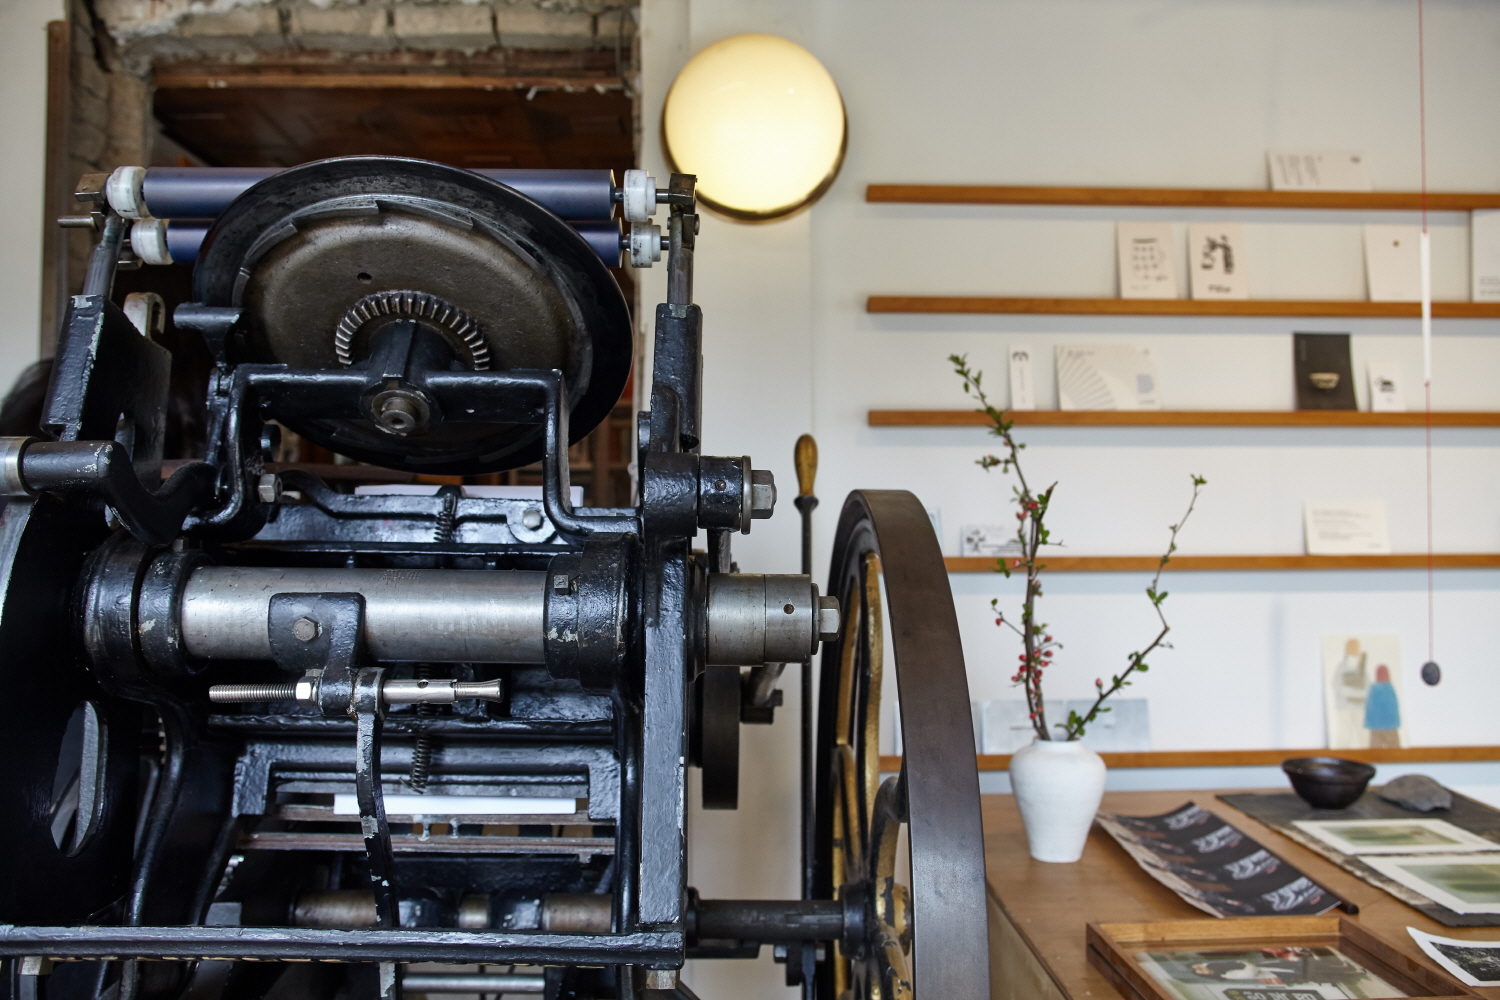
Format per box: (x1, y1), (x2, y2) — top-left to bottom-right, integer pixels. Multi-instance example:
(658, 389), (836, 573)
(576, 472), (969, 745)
(181, 567), (547, 663)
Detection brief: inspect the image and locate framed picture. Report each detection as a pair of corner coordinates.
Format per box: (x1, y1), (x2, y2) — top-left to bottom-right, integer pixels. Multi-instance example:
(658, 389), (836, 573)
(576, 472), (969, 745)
(1291, 819), (1500, 857)
(1087, 915), (1477, 1000)
(1363, 856), (1500, 915)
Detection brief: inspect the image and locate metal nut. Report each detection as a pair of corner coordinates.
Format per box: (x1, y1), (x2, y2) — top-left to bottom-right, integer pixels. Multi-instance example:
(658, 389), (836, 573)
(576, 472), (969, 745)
(750, 469), (776, 519)
(257, 472), (282, 504)
(294, 671), (321, 703)
(292, 616), (320, 643)
(521, 507), (545, 530)
(817, 596), (841, 643)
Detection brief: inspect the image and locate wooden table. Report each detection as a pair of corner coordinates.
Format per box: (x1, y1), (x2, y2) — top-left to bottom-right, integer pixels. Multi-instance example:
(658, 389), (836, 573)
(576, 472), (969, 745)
(982, 790), (1500, 1000)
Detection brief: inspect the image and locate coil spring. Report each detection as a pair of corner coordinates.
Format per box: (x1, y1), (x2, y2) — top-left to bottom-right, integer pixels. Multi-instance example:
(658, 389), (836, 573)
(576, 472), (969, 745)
(434, 485), (461, 544)
(408, 664), (437, 793)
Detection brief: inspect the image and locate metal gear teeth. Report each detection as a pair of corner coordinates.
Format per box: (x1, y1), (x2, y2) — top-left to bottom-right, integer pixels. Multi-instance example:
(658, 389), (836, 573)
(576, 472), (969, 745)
(334, 290), (489, 370)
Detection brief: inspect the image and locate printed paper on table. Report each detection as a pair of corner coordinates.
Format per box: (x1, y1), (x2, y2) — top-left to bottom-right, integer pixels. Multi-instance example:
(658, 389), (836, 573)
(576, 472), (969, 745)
(1304, 500), (1390, 555)
(1364, 225), (1423, 302)
(1321, 633), (1406, 751)
(1055, 344), (1160, 411)
(1187, 223), (1249, 299)
(1117, 222), (1178, 299)
(1267, 149), (1373, 191)
(1408, 927), (1500, 987)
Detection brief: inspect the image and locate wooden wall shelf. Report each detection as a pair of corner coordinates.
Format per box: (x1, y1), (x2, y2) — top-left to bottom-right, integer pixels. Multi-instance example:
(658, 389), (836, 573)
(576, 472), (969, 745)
(868, 409), (1500, 428)
(864, 184), (1500, 212)
(866, 296), (1500, 318)
(944, 554), (1500, 573)
(878, 745), (1500, 773)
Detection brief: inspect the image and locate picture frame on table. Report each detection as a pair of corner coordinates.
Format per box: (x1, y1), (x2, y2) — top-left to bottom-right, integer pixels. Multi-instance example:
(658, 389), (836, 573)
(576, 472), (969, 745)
(1292, 818), (1499, 857)
(1086, 915), (1477, 1000)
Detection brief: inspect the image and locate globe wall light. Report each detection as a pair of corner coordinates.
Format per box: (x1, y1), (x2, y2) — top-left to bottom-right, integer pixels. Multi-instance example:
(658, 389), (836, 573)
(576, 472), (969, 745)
(662, 33), (847, 222)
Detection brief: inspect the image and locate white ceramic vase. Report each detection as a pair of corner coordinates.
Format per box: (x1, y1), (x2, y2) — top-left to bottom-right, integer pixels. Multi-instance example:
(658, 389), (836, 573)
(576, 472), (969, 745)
(1009, 737), (1107, 863)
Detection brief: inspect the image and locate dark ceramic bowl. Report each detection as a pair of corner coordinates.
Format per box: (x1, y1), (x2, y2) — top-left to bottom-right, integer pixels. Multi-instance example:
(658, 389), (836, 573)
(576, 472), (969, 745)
(1282, 757), (1376, 810)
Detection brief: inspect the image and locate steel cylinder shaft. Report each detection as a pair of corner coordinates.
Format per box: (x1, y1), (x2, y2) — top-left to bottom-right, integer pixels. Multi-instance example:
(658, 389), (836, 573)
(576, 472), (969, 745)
(180, 567), (547, 663)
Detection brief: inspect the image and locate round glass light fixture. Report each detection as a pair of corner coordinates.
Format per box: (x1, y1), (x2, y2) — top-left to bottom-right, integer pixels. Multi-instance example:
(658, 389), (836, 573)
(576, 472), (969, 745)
(662, 33), (847, 222)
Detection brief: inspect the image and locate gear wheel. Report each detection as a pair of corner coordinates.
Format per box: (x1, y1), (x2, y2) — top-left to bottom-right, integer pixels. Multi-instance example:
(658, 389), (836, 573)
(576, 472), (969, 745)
(334, 290), (490, 370)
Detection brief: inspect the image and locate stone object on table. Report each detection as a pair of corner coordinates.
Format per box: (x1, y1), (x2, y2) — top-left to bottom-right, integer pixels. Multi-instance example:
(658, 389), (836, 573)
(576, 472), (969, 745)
(1378, 774), (1452, 812)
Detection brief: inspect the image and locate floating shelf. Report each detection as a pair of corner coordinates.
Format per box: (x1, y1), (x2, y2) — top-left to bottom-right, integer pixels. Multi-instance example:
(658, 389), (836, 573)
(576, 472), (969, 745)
(877, 745), (1500, 773)
(868, 409), (1500, 428)
(866, 296), (1500, 318)
(944, 554), (1500, 573)
(864, 184), (1500, 212)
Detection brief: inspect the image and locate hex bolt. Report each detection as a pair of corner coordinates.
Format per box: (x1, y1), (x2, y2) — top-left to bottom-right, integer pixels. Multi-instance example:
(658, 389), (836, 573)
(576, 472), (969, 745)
(521, 507), (545, 530)
(257, 472), (282, 504)
(817, 596), (841, 642)
(750, 469), (776, 519)
(292, 616), (320, 643)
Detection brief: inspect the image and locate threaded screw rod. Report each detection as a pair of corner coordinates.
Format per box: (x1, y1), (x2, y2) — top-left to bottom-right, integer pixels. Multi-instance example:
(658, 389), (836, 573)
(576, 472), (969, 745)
(208, 683), (297, 703)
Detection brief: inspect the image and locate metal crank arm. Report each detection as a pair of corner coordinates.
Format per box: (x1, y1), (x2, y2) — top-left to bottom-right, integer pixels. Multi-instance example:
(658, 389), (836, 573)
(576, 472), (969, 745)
(264, 593), (398, 926)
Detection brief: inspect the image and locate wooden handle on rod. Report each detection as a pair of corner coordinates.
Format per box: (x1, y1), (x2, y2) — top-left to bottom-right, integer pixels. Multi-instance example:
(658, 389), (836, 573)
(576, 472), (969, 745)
(794, 434), (817, 498)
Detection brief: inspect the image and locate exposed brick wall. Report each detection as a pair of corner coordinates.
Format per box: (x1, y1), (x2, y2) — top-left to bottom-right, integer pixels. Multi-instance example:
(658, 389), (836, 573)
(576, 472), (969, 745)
(57, 0), (636, 295)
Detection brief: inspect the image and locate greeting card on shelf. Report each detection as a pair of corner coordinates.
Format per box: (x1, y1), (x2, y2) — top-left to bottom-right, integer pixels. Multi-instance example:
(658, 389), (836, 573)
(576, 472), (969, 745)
(1267, 149), (1372, 191)
(1187, 223), (1248, 299)
(1304, 500), (1391, 555)
(1322, 633), (1405, 750)
(1116, 222), (1177, 299)
(959, 524), (1023, 558)
(1364, 225), (1423, 302)
(1008, 344), (1036, 410)
(1055, 345), (1160, 411)
(1367, 361), (1406, 413)
(1473, 210), (1500, 303)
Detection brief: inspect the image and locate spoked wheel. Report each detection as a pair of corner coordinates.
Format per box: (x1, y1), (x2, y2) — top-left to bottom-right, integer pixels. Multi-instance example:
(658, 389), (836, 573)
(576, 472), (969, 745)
(814, 491), (989, 1000)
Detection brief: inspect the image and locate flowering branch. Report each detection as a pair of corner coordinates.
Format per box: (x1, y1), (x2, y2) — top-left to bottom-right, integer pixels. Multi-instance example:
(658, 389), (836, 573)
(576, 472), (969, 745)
(951, 353), (1206, 742)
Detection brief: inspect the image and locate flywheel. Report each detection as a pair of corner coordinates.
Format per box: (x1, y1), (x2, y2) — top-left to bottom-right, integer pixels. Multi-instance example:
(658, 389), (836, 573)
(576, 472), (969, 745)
(814, 490), (990, 999)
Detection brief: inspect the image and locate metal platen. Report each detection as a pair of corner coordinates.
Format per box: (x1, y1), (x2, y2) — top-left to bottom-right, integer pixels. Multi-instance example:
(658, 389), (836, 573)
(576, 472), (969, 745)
(0, 157), (988, 1000)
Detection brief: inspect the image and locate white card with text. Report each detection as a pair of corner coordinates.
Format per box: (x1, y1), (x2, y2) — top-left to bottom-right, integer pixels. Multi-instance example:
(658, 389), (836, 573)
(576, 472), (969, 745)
(1473, 210), (1500, 302)
(1116, 222), (1177, 299)
(1364, 225), (1423, 302)
(1267, 149), (1372, 191)
(1304, 500), (1392, 555)
(1008, 344), (1036, 410)
(960, 525), (1022, 558)
(1366, 361), (1405, 412)
(1187, 223), (1249, 299)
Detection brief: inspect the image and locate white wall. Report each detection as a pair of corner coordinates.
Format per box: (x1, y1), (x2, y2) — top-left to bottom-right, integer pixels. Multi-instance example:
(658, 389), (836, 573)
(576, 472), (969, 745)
(0, 0), (64, 394)
(640, 3), (1500, 997)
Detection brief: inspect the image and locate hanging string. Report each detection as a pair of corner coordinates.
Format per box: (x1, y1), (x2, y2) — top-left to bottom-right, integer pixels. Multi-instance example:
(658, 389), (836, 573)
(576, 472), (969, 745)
(1417, 0), (1439, 682)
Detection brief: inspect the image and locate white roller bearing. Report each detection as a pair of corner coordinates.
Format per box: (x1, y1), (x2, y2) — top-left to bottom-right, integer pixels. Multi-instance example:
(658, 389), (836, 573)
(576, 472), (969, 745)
(130, 218), (172, 266)
(628, 222), (662, 267)
(621, 169), (657, 223)
(106, 166), (148, 219)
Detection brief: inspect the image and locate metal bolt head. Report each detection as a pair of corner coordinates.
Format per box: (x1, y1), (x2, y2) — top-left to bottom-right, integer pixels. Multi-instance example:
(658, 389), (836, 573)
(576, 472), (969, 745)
(643, 970), (679, 990)
(521, 507), (545, 530)
(257, 472), (282, 504)
(292, 616), (320, 643)
(750, 469), (776, 519)
(817, 596), (841, 643)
